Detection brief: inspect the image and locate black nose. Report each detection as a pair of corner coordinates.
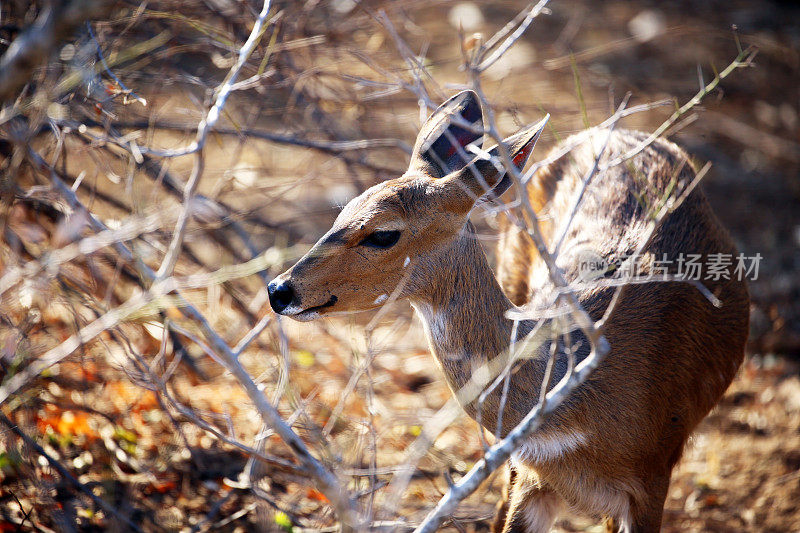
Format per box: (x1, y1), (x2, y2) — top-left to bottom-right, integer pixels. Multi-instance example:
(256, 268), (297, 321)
(268, 279), (295, 314)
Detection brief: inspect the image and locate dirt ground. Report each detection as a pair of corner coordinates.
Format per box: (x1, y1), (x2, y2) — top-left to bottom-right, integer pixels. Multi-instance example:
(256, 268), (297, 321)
(1, 0), (799, 531)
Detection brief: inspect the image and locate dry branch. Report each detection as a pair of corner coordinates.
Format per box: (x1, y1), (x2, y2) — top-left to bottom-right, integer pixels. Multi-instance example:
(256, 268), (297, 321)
(0, 0), (112, 103)
(156, 0), (274, 280)
(0, 413), (143, 532)
(3, 142), (360, 529)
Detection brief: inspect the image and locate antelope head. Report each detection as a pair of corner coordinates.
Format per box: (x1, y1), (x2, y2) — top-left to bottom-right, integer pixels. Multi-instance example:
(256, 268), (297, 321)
(268, 91), (547, 321)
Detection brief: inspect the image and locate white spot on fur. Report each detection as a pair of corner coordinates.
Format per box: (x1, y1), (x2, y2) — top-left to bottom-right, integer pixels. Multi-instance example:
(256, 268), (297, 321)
(521, 490), (563, 532)
(278, 305), (321, 322)
(515, 462), (634, 529)
(375, 221), (406, 232)
(289, 310), (320, 322)
(426, 310), (450, 348)
(374, 294), (388, 305)
(585, 485), (632, 531)
(280, 304), (303, 316)
(411, 302), (452, 355)
(511, 431), (588, 465)
(404, 256), (411, 267)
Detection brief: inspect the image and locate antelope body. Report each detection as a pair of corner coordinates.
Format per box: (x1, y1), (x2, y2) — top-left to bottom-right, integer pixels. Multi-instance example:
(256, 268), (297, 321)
(268, 91), (749, 532)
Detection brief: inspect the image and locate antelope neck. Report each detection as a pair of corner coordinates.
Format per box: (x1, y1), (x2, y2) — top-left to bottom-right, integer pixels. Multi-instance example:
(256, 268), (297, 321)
(409, 229), (525, 394)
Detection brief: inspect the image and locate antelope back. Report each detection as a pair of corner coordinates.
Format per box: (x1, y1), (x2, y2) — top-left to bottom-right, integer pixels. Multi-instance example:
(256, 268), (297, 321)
(497, 128), (749, 446)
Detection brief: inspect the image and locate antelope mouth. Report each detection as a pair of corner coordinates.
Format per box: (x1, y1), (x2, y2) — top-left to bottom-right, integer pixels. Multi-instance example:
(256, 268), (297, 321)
(290, 295), (338, 321)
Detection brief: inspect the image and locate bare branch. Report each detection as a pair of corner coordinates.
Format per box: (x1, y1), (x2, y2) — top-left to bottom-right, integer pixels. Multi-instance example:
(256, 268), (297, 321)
(0, 0), (112, 103)
(551, 93), (631, 256)
(476, 0), (550, 73)
(11, 148), (361, 530)
(156, 0), (275, 280)
(0, 413), (143, 532)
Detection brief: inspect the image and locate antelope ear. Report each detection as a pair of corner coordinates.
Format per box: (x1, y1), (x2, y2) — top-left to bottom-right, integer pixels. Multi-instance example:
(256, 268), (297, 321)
(439, 115), (549, 213)
(408, 90), (484, 178)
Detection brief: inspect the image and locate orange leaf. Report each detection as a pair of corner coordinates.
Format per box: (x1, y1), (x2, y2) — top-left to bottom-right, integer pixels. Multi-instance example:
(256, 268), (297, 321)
(306, 488), (329, 502)
(36, 409), (97, 440)
(151, 480), (176, 494)
(105, 382), (159, 413)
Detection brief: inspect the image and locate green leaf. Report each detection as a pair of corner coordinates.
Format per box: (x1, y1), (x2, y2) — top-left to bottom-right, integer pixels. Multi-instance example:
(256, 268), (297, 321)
(274, 511), (293, 532)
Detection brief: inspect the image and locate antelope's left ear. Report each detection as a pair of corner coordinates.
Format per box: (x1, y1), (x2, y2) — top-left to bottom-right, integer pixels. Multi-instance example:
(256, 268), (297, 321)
(439, 115), (549, 213)
(408, 90), (484, 178)
(483, 115), (549, 199)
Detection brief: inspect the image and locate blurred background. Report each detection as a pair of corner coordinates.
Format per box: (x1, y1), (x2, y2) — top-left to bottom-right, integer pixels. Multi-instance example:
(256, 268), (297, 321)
(0, 0), (798, 531)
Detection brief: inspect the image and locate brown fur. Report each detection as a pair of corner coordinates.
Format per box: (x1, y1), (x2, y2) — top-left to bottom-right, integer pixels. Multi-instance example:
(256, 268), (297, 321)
(489, 129), (749, 531)
(270, 93), (749, 532)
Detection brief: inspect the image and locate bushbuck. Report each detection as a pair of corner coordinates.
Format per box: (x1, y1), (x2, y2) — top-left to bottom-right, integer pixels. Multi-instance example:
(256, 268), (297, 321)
(268, 91), (749, 532)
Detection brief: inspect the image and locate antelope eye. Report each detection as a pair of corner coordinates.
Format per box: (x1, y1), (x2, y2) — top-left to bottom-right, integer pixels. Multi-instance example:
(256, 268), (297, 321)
(360, 230), (401, 249)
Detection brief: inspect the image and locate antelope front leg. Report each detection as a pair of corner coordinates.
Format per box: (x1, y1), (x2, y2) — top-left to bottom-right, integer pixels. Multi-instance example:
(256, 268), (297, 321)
(492, 463), (518, 533)
(497, 467), (563, 533)
(625, 475), (670, 533)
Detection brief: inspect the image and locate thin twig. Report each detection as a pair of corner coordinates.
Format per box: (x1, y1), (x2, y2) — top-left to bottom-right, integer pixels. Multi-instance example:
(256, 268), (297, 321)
(13, 148), (361, 529)
(476, 1), (550, 73)
(551, 93), (631, 256)
(0, 0), (111, 103)
(156, 0), (274, 280)
(0, 414), (144, 532)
